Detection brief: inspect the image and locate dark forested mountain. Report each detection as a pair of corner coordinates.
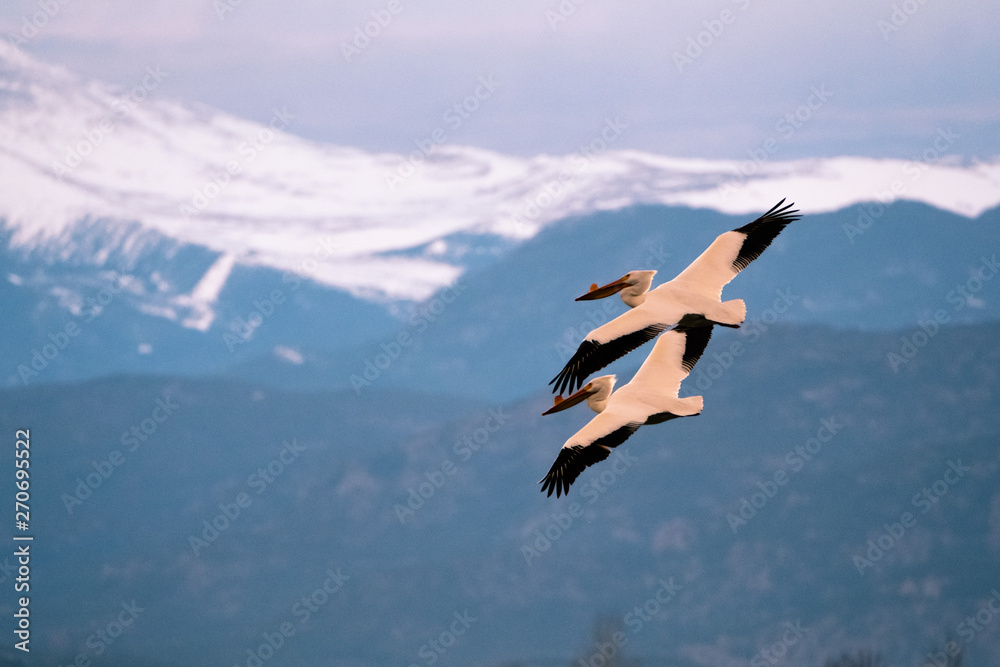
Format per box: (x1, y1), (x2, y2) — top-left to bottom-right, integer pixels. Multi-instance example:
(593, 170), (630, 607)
(1, 322), (997, 666)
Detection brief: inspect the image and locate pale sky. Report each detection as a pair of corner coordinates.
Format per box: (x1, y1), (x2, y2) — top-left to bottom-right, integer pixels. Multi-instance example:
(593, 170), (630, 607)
(3, 0), (998, 159)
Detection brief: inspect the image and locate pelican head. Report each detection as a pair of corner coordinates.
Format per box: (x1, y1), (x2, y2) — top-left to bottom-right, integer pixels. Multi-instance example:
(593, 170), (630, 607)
(542, 375), (616, 416)
(576, 270), (656, 308)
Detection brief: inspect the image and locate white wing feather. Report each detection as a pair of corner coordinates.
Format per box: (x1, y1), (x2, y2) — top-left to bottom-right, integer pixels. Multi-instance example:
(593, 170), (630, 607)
(621, 329), (691, 400)
(669, 231), (746, 301)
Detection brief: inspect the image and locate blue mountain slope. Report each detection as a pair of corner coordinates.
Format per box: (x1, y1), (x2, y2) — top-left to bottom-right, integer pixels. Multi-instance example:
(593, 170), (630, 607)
(0, 221), (402, 387)
(5, 201), (997, 397)
(233, 201), (998, 401)
(2, 323), (997, 667)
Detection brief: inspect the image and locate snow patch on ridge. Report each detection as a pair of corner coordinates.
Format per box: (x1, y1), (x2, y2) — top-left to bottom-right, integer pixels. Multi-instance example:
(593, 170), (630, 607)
(1, 44), (999, 304)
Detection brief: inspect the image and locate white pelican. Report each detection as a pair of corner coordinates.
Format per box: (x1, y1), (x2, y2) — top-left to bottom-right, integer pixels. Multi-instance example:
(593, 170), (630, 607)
(539, 325), (713, 498)
(549, 199), (799, 395)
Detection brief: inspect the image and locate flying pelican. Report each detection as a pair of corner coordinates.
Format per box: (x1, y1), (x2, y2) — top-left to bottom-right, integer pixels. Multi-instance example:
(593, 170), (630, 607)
(539, 325), (713, 498)
(549, 199), (799, 395)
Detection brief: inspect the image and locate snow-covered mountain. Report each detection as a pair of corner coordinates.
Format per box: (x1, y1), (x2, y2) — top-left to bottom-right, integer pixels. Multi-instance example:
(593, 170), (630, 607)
(2, 40), (1000, 308)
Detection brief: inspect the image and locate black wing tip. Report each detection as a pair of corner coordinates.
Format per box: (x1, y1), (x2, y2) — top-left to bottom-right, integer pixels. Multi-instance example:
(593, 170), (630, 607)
(548, 369), (567, 394)
(539, 445), (590, 498)
(549, 369), (577, 396)
(763, 197), (800, 218)
(734, 199), (801, 234)
(548, 366), (574, 395)
(729, 199), (801, 272)
(538, 471), (567, 498)
(549, 339), (600, 395)
(763, 198), (801, 223)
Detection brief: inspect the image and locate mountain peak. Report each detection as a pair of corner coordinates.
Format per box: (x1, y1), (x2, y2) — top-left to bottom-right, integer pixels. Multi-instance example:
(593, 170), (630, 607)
(1, 46), (999, 303)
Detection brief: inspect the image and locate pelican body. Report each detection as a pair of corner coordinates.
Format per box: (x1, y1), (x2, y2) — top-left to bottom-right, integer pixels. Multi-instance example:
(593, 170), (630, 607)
(539, 325), (713, 498)
(549, 199), (799, 396)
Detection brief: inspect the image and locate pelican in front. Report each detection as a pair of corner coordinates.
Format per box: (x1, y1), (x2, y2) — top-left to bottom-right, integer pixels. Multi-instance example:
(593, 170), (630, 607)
(539, 325), (713, 498)
(550, 199), (800, 395)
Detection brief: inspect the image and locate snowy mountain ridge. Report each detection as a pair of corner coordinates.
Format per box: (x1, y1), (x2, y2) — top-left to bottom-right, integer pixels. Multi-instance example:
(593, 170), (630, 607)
(2, 41), (999, 303)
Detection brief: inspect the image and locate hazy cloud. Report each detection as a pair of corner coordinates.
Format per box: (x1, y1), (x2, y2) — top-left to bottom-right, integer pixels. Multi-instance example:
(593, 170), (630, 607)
(2, 0), (997, 158)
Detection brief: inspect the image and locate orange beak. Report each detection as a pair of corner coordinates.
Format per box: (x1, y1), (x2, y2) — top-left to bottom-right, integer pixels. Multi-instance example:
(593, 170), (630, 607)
(542, 382), (596, 415)
(575, 275), (631, 301)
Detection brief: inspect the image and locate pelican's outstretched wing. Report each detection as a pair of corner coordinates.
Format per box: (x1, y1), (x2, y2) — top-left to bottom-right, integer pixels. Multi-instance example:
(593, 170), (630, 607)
(624, 325), (714, 399)
(550, 320), (669, 396)
(671, 199), (800, 300)
(539, 417), (641, 498)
